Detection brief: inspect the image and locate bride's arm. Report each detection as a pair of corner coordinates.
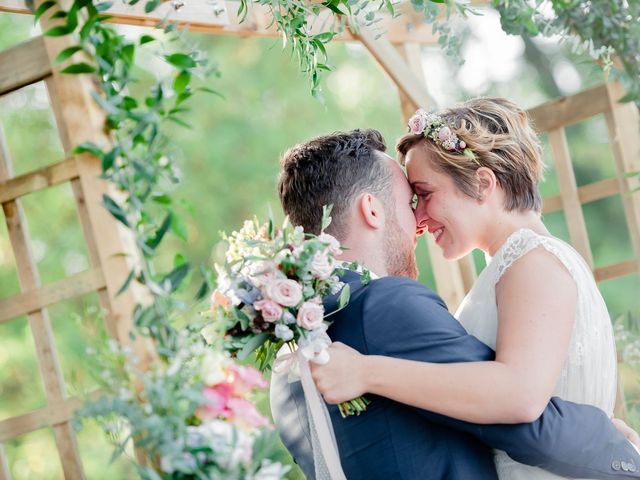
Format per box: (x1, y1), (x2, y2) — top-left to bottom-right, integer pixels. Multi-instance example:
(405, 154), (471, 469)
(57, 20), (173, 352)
(314, 248), (578, 424)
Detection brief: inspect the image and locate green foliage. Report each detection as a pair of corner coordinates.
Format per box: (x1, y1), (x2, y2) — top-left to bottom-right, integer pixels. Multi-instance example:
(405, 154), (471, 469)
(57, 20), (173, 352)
(492, 0), (640, 104)
(37, 0), (219, 353)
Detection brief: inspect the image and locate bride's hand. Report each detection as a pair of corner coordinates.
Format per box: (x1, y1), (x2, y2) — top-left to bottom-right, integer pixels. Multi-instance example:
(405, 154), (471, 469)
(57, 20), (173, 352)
(309, 342), (367, 404)
(611, 417), (640, 449)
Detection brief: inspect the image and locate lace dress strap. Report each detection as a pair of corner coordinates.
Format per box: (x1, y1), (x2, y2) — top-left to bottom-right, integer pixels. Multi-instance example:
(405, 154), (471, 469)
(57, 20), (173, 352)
(494, 228), (577, 285)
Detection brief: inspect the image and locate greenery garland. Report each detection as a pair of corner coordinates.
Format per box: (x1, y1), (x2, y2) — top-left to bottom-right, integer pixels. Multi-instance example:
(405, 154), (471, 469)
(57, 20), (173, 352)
(34, 0), (222, 355)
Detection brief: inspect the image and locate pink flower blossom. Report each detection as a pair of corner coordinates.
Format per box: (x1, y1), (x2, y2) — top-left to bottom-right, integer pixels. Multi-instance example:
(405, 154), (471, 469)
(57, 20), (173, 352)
(254, 299), (283, 322)
(297, 300), (324, 330)
(438, 126), (452, 142)
(317, 233), (342, 255)
(227, 397), (271, 429)
(309, 251), (334, 280)
(408, 113), (428, 135)
(229, 364), (268, 394)
(200, 383), (233, 419)
(264, 279), (302, 307)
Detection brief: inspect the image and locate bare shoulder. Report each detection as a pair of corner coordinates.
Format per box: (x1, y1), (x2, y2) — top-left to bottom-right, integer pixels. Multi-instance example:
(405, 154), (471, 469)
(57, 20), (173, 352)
(496, 244), (577, 299)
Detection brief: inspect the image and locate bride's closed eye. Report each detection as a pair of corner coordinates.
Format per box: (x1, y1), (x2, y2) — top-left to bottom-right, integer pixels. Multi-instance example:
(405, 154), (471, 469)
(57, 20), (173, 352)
(411, 192), (432, 210)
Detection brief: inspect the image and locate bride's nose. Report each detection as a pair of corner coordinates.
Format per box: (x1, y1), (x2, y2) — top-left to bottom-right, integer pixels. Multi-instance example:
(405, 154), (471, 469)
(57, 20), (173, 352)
(414, 208), (429, 237)
(415, 218), (428, 237)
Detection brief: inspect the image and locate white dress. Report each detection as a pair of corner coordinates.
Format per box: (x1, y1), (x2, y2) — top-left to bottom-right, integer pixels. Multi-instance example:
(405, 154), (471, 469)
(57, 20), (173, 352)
(455, 228), (618, 480)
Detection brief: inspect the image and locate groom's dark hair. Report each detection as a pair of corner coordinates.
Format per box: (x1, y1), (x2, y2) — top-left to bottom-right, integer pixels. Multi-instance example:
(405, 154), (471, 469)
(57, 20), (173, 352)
(278, 129), (393, 240)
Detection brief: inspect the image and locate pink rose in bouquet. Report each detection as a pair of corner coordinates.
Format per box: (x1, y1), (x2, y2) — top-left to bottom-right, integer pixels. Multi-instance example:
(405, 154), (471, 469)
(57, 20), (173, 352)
(265, 279), (303, 307)
(297, 300), (324, 330)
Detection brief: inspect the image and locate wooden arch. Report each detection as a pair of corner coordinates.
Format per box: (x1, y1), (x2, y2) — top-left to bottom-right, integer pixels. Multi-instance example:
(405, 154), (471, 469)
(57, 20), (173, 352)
(0, 1), (638, 478)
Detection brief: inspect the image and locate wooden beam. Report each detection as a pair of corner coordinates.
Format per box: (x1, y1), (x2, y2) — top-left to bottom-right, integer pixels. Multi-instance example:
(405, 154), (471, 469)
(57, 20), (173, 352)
(0, 120), (86, 478)
(605, 82), (640, 267)
(594, 259), (638, 283)
(0, 158), (79, 203)
(0, 36), (51, 96)
(542, 177), (621, 214)
(0, 391), (102, 442)
(358, 26), (434, 112)
(0, 0), (445, 44)
(0, 268), (106, 324)
(528, 84), (610, 133)
(548, 127), (594, 268)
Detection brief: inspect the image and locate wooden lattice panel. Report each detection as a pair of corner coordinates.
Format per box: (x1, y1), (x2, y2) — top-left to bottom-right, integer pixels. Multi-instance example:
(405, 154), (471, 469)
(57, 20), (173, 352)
(0, 15), (152, 478)
(529, 84), (640, 284)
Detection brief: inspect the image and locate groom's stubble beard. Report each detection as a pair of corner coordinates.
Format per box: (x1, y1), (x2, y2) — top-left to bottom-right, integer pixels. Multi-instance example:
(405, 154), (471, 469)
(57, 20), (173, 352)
(383, 214), (418, 280)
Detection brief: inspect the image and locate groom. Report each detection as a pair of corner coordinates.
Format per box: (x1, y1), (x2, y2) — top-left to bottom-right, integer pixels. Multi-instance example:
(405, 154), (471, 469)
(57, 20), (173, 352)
(270, 129), (640, 479)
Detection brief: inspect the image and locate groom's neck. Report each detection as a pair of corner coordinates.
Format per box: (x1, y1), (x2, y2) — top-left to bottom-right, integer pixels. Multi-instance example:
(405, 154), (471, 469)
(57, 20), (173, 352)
(337, 243), (387, 278)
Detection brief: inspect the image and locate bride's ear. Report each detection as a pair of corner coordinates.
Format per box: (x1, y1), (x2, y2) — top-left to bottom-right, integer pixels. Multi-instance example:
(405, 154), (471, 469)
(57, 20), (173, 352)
(476, 167), (497, 203)
(357, 192), (385, 230)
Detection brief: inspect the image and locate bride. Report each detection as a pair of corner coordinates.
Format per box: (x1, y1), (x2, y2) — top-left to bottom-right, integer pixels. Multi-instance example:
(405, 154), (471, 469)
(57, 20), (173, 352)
(310, 98), (638, 478)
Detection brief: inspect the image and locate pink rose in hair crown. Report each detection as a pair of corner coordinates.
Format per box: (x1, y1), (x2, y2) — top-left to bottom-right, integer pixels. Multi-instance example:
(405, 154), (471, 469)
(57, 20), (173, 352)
(254, 299), (283, 322)
(297, 300), (324, 330)
(438, 126), (452, 142)
(408, 112), (428, 135)
(264, 279), (302, 307)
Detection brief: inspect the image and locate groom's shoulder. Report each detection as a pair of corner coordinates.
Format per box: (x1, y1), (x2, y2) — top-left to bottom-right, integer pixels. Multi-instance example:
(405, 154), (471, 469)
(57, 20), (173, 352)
(362, 276), (447, 311)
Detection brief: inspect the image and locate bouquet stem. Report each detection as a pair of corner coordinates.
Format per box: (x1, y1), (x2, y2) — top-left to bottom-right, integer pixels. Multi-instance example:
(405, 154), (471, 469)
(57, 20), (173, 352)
(338, 396), (371, 418)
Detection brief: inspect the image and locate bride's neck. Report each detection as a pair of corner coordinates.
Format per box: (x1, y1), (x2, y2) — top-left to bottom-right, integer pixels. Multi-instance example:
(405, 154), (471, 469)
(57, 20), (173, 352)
(481, 210), (548, 257)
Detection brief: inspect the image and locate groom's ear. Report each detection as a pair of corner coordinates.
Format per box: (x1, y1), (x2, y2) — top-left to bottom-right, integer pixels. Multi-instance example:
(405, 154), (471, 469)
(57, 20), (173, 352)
(476, 167), (497, 203)
(357, 192), (385, 230)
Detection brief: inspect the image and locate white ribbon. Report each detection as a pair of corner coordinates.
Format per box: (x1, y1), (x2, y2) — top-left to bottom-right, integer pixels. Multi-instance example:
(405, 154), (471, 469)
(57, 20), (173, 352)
(274, 332), (347, 480)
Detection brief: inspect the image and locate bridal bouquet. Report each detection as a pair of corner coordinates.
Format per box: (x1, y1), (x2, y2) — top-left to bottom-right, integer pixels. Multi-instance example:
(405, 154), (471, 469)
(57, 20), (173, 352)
(204, 208), (370, 417)
(74, 335), (288, 479)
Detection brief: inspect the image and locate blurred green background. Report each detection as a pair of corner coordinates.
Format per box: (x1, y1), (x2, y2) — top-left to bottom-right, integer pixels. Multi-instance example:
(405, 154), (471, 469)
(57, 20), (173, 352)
(0, 9), (639, 479)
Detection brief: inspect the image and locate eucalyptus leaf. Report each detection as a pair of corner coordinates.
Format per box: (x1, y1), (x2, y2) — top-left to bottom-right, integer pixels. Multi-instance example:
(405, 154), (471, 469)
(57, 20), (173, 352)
(44, 25), (74, 37)
(146, 213), (172, 249)
(34, 0), (56, 21)
(171, 213), (188, 241)
(237, 333), (270, 361)
(338, 283), (350, 309)
(139, 34), (155, 45)
(54, 45), (83, 64)
(61, 61), (96, 75)
(165, 53), (196, 69)
(162, 263), (190, 293)
(116, 269), (136, 296)
(101, 194), (130, 227)
(173, 71), (191, 95)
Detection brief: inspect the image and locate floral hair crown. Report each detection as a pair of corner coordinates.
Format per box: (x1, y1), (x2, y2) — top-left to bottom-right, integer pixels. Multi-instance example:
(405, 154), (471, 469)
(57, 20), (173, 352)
(408, 109), (475, 159)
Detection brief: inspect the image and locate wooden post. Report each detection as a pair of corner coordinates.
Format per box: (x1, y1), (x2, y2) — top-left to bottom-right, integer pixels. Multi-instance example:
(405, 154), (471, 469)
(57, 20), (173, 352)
(0, 124), (85, 479)
(36, 0), (155, 366)
(605, 82), (640, 267)
(548, 127), (594, 268)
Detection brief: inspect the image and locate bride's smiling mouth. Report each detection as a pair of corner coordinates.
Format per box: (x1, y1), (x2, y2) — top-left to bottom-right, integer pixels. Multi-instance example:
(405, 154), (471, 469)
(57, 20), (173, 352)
(430, 226), (445, 244)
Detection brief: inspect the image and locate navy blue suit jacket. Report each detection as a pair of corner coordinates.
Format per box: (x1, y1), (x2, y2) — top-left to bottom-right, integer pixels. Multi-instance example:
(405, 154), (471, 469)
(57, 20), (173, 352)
(271, 272), (640, 479)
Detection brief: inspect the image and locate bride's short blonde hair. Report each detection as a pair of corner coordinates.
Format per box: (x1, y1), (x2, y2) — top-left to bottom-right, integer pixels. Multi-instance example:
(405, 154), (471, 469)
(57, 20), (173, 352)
(397, 97), (545, 213)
